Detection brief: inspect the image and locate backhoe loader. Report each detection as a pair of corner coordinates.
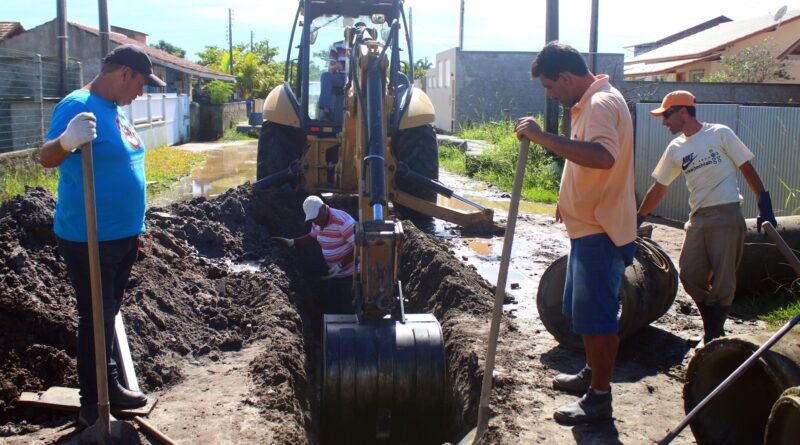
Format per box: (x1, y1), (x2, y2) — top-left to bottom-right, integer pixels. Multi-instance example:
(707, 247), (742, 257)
(256, 1), (482, 442)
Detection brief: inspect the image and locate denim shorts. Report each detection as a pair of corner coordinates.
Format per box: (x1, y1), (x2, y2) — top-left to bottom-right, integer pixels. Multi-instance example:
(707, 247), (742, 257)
(562, 233), (635, 335)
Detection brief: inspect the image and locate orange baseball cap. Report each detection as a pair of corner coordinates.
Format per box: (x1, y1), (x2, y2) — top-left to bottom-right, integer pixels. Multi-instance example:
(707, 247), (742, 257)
(650, 90), (696, 116)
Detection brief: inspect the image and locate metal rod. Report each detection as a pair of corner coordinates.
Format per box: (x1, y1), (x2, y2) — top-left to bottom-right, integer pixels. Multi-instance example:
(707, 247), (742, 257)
(473, 139), (529, 444)
(98, 0), (109, 58)
(459, 0), (465, 49)
(57, 0), (68, 96)
(588, 0), (599, 73)
(228, 9), (234, 75)
(134, 417), (178, 445)
(764, 221), (800, 275)
(544, 0), (559, 135)
(658, 311), (800, 444)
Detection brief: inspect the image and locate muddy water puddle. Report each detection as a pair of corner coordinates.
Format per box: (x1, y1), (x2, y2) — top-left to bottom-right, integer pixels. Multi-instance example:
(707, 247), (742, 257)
(435, 170), (569, 319)
(151, 140), (257, 206)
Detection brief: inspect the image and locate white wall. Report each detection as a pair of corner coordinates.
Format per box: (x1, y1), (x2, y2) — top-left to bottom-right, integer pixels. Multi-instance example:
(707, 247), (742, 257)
(124, 93), (191, 148)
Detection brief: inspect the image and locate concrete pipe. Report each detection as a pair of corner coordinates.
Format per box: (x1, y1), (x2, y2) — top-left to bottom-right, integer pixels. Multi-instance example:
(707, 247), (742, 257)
(321, 313), (446, 444)
(737, 215), (800, 297)
(684, 331), (800, 445)
(764, 386), (800, 445)
(536, 237), (679, 350)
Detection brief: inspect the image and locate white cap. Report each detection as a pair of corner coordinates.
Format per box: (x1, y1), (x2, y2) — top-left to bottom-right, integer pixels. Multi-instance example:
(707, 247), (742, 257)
(303, 196), (325, 222)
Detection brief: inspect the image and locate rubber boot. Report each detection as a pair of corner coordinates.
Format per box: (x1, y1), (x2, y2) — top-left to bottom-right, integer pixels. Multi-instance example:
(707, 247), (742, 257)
(108, 379), (147, 409)
(698, 304), (731, 344)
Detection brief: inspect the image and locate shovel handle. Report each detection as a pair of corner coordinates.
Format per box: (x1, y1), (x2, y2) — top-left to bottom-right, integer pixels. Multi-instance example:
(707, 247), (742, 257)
(473, 138), (530, 444)
(81, 142), (112, 434)
(762, 221), (800, 276)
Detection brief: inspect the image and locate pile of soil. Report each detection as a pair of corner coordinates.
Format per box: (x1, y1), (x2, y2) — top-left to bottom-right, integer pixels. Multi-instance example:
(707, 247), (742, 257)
(0, 186), (319, 441)
(0, 185), (500, 443)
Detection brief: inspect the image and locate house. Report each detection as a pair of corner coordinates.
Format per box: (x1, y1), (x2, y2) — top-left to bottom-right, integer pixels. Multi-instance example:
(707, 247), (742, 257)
(0, 22), (25, 41)
(623, 16), (731, 57)
(624, 10), (800, 83)
(0, 19), (233, 96)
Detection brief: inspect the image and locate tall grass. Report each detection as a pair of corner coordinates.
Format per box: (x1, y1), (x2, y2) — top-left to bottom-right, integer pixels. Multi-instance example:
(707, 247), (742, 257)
(446, 119), (560, 203)
(0, 161), (59, 203)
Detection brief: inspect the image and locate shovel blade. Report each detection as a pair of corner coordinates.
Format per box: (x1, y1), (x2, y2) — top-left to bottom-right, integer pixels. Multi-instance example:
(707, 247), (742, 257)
(76, 420), (141, 445)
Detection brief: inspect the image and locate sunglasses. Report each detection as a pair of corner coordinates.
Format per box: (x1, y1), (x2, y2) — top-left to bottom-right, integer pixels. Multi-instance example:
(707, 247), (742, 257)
(662, 107), (683, 120)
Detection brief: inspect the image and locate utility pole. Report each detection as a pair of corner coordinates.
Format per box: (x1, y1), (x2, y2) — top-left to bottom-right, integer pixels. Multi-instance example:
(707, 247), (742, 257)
(544, 0), (559, 135)
(459, 0), (465, 49)
(250, 31), (254, 52)
(99, 0), (109, 58)
(589, 0), (599, 73)
(228, 8), (234, 75)
(57, 0), (68, 95)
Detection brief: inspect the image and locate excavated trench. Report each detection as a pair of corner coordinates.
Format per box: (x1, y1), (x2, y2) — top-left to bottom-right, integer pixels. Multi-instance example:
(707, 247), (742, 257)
(0, 185), (499, 443)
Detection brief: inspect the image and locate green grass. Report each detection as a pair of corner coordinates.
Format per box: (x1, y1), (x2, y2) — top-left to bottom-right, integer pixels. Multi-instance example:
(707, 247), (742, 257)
(145, 145), (206, 200)
(734, 280), (800, 329)
(0, 161), (59, 203)
(442, 119), (560, 203)
(0, 146), (205, 204)
(222, 127), (256, 141)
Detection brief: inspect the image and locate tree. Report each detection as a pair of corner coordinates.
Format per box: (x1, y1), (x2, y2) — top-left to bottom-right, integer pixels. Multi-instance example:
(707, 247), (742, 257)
(401, 57), (433, 80)
(702, 42), (793, 83)
(150, 40), (186, 58)
(195, 39), (283, 99)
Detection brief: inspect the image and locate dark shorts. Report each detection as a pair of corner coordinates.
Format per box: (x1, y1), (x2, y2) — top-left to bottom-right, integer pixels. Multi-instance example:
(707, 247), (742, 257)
(562, 233), (635, 335)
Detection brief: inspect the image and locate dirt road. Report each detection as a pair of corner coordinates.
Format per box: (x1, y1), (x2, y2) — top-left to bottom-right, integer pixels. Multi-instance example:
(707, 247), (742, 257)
(0, 168), (770, 444)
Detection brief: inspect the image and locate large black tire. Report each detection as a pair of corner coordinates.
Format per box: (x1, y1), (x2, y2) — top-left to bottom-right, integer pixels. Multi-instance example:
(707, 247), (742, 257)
(392, 124), (439, 207)
(256, 121), (305, 182)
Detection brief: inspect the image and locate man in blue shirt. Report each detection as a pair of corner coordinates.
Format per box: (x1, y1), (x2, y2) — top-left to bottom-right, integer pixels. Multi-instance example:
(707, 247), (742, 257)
(39, 44), (165, 428)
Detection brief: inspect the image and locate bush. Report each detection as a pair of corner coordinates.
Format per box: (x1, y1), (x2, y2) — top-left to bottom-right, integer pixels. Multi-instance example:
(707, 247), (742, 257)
(206, 80), (233, 105)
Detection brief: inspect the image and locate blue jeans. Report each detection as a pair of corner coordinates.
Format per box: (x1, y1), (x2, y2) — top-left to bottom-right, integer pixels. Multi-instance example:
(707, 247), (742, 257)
(57, 235), (138, 405)
(562, 233), (635, 335)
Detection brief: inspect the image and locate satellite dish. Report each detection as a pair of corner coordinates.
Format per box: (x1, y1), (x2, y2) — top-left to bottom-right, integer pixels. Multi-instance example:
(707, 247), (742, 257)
(774, 5), (788, 21)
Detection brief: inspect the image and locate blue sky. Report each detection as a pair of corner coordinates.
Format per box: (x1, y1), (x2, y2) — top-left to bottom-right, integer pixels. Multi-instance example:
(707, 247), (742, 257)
(5, 1), (795, 66)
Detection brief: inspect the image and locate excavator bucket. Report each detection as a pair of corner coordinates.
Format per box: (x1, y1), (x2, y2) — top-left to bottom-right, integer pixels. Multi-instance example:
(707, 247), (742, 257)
(322, 313), (446, 443)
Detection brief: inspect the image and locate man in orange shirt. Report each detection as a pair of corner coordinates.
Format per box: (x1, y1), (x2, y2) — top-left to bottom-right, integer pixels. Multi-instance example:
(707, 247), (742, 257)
(515, 41), (636, 424)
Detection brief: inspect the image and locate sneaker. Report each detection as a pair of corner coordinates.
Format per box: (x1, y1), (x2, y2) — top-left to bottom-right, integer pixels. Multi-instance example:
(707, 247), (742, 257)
(108, 381), (148, 409)
(553, 366), (592, 393)
(553, 389), (613, 425)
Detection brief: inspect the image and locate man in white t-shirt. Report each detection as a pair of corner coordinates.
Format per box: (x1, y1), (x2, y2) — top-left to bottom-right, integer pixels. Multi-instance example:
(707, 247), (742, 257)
(637, 90), (777, 346)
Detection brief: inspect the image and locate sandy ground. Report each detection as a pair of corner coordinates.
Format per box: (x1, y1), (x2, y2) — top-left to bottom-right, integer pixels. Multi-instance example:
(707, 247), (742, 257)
(0, 166), (778, 445)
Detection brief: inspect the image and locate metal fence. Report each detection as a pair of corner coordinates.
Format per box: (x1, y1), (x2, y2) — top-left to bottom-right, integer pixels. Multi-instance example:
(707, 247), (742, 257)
(0, 47), (82, 153)
(0, 47), (191, 154)
(635, 103), (800, 222)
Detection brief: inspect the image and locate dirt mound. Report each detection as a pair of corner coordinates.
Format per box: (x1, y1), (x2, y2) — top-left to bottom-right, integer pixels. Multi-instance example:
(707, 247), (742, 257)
(1, 185), (502, 443)
(0, 186), (317, 440)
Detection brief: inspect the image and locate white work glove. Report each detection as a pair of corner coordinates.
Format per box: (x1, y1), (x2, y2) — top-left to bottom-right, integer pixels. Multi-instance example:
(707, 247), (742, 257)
(321, 263), (342, 280)
(58, 112), (97, 152)
(272, 236), (294, 247)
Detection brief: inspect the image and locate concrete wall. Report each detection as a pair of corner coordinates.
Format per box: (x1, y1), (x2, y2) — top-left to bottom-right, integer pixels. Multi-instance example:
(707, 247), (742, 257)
(425, 49), (625, 130)
(192, 102), (247, 141)
(424, 47), (800, 131)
